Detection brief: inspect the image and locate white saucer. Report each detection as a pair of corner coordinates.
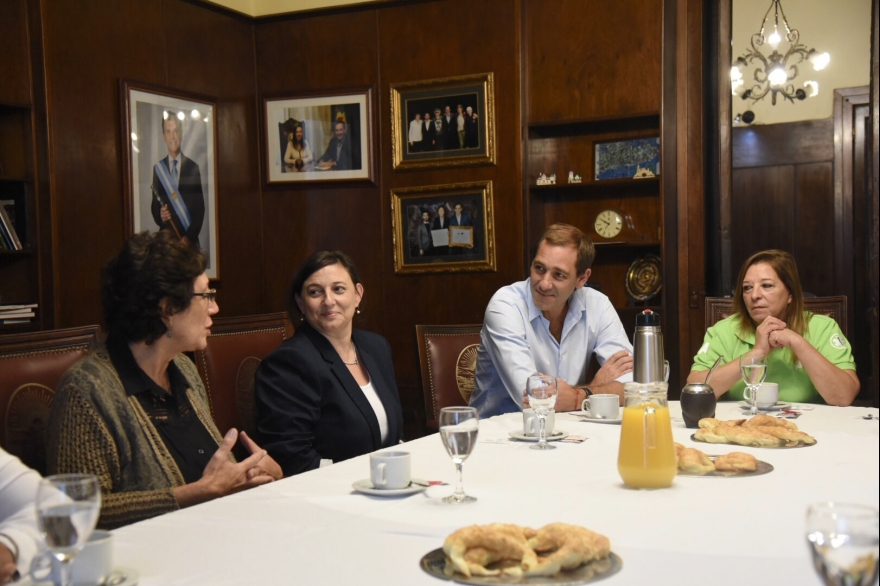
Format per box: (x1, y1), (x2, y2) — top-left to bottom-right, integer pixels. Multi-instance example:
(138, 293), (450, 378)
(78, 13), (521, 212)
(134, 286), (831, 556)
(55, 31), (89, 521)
(28, 567), (138, 586)
(575, 412), (622, 424)
(738, 401), (791, 412)
(352, 478), (428, 497)
(508, 430), (569, 442)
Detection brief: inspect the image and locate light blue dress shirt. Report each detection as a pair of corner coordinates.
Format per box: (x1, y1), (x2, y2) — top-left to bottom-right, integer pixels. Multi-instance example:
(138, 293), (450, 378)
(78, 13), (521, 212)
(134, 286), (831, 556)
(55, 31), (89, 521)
(470, 278), (633, 417)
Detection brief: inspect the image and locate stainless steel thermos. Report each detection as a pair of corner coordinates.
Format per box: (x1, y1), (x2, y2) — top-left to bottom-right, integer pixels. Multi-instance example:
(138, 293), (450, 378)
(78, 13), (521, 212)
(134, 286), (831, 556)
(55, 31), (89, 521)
(633, 309), (666, 383)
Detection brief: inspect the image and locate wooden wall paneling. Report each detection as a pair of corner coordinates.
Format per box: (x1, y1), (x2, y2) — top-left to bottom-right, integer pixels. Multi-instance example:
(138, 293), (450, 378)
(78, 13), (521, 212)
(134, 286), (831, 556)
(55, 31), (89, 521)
(42, 0), (167, 328)
(0, 0), (31, 106)
(526, 0), (663, 123)
(794, 162), (835, 296)
(254, 10), (381, 330)
(377, 0), (523, 434)
(163, 0), (263, 316)
(732, 119), (834, 168)
(871, 0), (879, 406)
(730, 165), (795, 269)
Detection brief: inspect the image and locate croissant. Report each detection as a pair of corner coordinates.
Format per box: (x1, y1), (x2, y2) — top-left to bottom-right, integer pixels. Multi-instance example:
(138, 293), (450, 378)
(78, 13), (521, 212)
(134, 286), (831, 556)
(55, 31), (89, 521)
(694, 428), (730, 444)
(712, 424), (785, 447)
(744, 414), (798, 430)
(750, 425), (816, 445)
(678, 447), (715, 475)
(714, 452), (758, 471)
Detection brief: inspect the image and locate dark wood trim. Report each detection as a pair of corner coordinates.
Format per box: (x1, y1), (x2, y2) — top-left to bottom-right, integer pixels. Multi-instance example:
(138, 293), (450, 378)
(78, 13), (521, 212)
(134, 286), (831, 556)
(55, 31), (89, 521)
(832, 87), (870, 346)
(717, 0), (732, 297)
(871, 0), (879, 407)
(253, 0), (436, 23)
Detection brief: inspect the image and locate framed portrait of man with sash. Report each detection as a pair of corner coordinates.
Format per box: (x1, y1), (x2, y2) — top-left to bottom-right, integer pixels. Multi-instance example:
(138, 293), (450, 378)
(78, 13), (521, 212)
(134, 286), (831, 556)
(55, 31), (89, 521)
(121, 80), (220, 279)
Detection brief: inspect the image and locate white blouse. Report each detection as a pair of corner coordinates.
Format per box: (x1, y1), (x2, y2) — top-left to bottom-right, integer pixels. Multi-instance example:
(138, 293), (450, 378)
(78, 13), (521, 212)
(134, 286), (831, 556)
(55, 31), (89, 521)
(360, 380), (389, 443)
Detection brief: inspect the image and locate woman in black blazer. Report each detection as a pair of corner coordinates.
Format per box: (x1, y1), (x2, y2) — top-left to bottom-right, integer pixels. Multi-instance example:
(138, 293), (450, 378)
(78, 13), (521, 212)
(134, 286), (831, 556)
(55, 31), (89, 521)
(254, 251), (404, 476)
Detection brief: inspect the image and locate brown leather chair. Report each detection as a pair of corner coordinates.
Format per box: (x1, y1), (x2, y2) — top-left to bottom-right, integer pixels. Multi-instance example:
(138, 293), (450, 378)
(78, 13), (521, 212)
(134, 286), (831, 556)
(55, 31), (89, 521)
(416, 324), (482, 433)
(0, 326), (100, 474)
(704, 296), (848, 337)
(194, 312), (294, 436)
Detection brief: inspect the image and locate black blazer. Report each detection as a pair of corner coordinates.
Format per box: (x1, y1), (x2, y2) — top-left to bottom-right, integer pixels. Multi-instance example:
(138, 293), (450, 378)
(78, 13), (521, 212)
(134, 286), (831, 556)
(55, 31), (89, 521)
(254, 323), (404, 476)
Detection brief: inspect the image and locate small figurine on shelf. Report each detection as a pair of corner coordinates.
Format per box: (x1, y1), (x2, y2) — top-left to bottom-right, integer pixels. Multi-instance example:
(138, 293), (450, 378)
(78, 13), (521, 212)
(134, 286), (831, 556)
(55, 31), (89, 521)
(633, 165), (656, 179)
(568, 170), (582, 184)
(537, 172), (555, 186)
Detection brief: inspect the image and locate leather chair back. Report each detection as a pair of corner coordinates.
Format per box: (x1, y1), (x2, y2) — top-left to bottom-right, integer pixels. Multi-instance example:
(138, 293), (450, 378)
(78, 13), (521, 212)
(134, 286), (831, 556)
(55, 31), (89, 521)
(416, 324), (482, 433)
(0, 326), (100, 474)
(194, 313), (293, 435)
(704, 296), (848, 337)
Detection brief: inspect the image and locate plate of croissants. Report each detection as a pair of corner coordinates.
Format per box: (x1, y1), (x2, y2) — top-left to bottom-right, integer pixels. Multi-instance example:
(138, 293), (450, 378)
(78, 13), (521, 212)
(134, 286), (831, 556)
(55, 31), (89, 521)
(690, 414), (817, 448)
(421, 522), (622, 584)
(675, 442), (773, 477)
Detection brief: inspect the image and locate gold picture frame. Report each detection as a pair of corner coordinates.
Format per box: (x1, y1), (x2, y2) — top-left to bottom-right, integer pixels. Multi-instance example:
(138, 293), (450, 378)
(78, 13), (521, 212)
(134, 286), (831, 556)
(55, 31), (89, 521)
(391, 181), (496, 275)
(390, 73), (495, 171)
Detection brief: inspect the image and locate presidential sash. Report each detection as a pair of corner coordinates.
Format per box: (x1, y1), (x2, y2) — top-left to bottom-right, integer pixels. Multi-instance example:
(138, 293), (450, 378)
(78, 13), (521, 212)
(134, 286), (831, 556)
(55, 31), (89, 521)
(154, 159), (192, 231)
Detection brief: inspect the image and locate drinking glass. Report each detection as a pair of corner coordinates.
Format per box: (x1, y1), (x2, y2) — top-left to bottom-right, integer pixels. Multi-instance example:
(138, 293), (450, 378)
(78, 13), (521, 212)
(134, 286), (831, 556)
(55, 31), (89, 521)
(806, 502), (879, 586)
(527, 375), (558, 451)
(438, 406), (479, 504)
(36, 474), (101, 586)
(739, 353), (767, 415)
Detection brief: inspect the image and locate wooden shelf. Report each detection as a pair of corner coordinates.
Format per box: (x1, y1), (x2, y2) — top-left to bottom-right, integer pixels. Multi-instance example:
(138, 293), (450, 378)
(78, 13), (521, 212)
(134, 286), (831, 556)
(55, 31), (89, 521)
(0, 248), (34, 258)
(530, 177), (659, 195)
(593, 241), (661, 249)
(528, 112), (660, 138)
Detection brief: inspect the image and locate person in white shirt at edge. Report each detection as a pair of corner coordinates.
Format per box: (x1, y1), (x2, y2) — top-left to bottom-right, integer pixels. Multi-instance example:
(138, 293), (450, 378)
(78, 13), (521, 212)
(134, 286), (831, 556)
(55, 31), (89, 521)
(1, 448), (42, 585)
(470, 223), (635, 418)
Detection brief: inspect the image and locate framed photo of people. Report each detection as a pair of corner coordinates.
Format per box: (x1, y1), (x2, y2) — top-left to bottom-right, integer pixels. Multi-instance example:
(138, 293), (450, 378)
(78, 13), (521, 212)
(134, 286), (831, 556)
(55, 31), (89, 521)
(262, 88), (374, 184)
(391, 181), (496, 275)
(390, 73), (495, 171)
(120, 80), (220, 279)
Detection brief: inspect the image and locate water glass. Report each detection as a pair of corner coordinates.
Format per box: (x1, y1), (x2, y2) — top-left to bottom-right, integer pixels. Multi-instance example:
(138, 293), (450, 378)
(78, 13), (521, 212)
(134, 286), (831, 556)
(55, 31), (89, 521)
(739, 353), (767, 415)
(36, 474), (101, 586)
(806, 502), (879, 586)
(527, 375), (558, 451)
(438, 406), (479, 504)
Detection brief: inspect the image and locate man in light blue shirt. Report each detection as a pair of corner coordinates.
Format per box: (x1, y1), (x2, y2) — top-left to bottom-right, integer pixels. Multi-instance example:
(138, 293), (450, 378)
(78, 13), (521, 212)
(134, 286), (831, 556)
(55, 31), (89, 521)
(470, 223), (634, 417)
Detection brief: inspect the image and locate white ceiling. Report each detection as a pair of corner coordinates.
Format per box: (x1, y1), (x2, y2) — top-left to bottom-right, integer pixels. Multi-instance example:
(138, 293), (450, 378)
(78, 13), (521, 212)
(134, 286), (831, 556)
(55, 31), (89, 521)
(202, 0), (384, 17)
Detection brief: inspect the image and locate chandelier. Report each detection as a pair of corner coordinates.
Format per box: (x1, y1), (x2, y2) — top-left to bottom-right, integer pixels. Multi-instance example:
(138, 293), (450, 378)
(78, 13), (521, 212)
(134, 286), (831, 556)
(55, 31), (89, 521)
(731, 0), (829, 105)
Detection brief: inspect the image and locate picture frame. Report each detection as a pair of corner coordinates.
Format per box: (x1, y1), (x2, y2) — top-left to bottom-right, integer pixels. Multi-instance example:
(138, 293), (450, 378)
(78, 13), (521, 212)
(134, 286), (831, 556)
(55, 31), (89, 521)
(262, 88), (373, 184)
(390, 73), (495, 171)
(120, 80), (220, 279)
(594, 136), (660, 181)
(391, 181), (496, 275)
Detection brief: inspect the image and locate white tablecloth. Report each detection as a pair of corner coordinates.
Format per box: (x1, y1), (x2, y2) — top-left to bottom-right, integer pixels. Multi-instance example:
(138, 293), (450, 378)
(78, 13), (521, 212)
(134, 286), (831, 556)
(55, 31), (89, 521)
(112, 402), (879, 585)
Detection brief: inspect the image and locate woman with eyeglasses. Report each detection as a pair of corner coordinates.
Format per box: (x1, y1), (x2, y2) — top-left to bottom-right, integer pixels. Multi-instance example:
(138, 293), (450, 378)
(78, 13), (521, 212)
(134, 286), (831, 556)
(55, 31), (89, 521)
(47, 230), (281, 529)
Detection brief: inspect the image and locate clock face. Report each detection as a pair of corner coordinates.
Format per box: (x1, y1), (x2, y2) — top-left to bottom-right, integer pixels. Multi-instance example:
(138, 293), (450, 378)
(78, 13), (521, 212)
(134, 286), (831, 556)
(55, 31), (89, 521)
(594, 210), (623, 238)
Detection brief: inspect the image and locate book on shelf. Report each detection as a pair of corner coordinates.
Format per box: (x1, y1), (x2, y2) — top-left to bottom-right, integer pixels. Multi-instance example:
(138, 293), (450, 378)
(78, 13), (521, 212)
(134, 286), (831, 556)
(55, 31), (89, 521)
(0, 303), (38, 310)
(0, 204), (23, 250)
(0, 310), (35, 318)
(0, 318), (31, 325)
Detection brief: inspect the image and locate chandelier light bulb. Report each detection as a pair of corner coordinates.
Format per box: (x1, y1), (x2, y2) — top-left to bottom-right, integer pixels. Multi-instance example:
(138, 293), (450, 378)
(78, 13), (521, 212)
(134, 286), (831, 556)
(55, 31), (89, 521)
(811, 52), (830, 71)
(767, 26), (781, 50)
(730, 66), (743, 82)
(803, 81), (819, 97)
(191, 109), (201, 120)
(768, 66), (787, 86)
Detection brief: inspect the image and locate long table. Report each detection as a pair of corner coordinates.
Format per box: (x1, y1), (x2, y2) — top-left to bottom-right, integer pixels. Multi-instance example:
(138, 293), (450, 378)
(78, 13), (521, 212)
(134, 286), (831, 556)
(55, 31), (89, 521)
(111, 402), (879, 585)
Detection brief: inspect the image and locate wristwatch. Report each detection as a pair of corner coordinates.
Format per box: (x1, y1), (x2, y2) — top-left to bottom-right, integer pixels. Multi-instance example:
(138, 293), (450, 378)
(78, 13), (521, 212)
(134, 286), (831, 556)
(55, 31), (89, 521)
(583, 387), (593, 397)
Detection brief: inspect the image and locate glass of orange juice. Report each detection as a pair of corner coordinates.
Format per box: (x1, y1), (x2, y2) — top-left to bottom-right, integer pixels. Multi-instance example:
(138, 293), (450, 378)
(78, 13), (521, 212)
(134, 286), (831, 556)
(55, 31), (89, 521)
(617, 382), (676, 489)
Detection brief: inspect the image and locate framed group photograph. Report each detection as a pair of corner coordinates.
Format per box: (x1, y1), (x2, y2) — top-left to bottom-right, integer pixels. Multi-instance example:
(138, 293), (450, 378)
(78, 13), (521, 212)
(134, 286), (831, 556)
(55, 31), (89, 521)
(390, 73), (495, 171)
(263, 88), (373, 184)
(120, 80), (219, 279)
(391, 181), (496, 275)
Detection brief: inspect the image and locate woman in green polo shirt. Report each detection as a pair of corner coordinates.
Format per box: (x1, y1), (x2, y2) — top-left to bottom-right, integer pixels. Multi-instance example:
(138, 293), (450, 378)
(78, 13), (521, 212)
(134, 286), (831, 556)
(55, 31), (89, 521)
(688, 250), (858, 406)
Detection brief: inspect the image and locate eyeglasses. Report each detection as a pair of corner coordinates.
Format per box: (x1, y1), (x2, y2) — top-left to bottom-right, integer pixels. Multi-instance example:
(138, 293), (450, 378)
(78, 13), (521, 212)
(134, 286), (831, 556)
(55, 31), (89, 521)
(192, 289), (217, 304)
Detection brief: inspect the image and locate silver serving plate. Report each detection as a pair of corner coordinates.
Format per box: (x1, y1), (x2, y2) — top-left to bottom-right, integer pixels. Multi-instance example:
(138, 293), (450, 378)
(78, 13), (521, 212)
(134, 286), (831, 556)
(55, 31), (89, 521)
(690, 433), (817, 448)
(420, 548), (623, 585)
(677, 455), (774, 478)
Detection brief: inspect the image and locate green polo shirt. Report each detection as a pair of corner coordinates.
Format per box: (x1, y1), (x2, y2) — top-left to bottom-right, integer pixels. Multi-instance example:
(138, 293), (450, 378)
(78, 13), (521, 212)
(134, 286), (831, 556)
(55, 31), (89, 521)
(692, 313), (855, 404)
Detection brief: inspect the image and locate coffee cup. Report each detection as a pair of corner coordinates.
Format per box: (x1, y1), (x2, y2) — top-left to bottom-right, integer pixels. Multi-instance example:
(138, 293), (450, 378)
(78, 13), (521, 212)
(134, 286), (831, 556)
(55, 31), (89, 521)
(30, 530), (114, 586)
(581, 394), (620, 419)
(369, 451), (411, 490)
(523, 408), (555, 436)
(744, 382), (779, 409)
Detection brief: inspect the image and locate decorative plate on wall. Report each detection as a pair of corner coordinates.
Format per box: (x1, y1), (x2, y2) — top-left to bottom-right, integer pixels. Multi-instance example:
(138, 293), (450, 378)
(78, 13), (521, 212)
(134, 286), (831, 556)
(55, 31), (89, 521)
(625, 254), (662, 301)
